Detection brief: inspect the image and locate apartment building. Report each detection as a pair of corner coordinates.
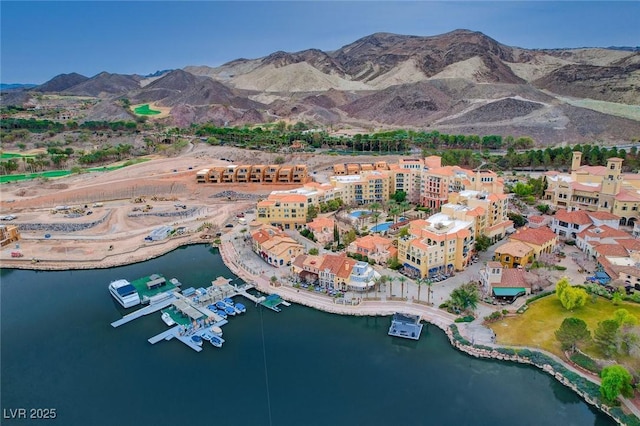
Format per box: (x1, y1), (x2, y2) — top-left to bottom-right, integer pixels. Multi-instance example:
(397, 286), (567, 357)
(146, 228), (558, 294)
(397, 213), (475, 279)
(0, 225), (20, 247)
(329, 171), (392, 206)
(256, 193), (308, 230)
(196, 164), (308, 184)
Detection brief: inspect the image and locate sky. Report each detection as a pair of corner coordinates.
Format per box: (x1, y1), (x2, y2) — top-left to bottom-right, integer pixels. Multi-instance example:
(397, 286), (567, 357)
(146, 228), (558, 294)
(1, 1), (639, 84)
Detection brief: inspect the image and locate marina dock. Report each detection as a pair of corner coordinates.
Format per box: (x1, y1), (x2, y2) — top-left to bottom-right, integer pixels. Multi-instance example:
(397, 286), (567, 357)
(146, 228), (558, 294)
(111, 295), (177, 328)
(111, 275), (259, 352)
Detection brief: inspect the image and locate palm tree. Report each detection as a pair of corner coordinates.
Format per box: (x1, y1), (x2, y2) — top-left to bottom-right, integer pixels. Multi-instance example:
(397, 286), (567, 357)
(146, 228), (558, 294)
(450, 283), (479, 313)
(388, 276), (394, 298)
(425, 279), (433, 305)
(372, 212), (381, 231)
(415, 278), (423, 302)
(398, 276), (407, 300)
(378, 275), (388, 296)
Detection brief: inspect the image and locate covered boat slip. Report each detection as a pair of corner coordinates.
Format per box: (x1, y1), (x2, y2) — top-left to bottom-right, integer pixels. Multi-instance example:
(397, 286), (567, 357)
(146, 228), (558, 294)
(173, 299), (205, 321)
(130, 273), (177, 299)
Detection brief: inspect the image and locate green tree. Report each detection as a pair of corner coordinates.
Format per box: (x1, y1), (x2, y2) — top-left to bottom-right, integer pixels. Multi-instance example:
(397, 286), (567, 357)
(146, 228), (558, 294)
(508, 212), (527, 228)
(554, 317), (590, 352)
(612, 309), (639, 327)
(594, 319), (620, 357)
(559, 286), (588, 311)
(536, 204), (550, 214)
(475, 234), (491, 252)
(342, 229), (356, 246)
(600, 365), (634, 404)
(273, 156), (285, 164)
(449, 283), (479, 313)
(392, 190), (407, 203)
(307, 204), (318, 222)
(399, 226), (410, 238)
(333, 223), (340, 245)
(308, 248), (319, 255)
(555, 277), (570, 299)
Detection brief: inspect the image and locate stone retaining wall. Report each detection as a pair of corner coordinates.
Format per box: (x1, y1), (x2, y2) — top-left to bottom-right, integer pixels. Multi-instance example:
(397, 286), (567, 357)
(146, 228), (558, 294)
(16, 211), (112, 232)
(127, 207), (200, 218)
(445, 325), (634, 426)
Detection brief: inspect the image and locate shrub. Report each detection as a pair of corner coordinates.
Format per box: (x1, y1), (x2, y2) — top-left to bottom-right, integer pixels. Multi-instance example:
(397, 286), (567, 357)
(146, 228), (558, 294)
(454, 315), (475, 323)
(570, 352), (601, 374)
(526, 291), (553, 304)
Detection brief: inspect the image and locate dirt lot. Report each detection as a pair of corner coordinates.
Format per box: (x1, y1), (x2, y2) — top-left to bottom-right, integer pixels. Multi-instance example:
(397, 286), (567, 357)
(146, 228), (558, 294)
(1, 144), (398, 269)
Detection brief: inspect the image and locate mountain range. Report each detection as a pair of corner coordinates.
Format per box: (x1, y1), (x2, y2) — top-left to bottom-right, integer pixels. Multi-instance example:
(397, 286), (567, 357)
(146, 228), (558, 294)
(3, 29), (639, 144)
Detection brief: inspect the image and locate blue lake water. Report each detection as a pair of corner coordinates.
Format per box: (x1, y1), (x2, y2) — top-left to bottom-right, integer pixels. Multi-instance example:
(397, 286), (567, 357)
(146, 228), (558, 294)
(0, 244), (613, 425)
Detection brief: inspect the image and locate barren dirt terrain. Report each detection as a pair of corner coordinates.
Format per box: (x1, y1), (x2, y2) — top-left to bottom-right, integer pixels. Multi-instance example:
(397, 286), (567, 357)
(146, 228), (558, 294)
(0, 145), (396, 269)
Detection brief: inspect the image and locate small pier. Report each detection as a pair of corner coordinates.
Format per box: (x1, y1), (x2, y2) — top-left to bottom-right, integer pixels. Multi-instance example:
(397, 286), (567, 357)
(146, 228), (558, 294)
(260, 293), (288, 312)
(388, 313), (423, 340)
(111, 295), (177, 328)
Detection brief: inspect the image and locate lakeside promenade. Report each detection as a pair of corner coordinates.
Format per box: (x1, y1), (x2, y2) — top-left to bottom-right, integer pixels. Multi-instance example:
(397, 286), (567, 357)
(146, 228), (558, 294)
(218, 237), (640, 422)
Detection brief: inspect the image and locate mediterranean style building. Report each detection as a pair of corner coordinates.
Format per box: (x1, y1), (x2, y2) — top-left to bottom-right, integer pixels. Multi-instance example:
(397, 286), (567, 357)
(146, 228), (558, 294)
(196, 164), (308, 184)
(544, 152), (640, 226)
(397, 213), (475, 279)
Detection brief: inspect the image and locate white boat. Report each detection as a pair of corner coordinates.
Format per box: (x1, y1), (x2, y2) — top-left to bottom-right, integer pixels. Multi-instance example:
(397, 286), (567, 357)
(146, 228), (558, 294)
(109, 279), (141, 308)
(210, 326), (223, 337)
(161, 312), (176, 326)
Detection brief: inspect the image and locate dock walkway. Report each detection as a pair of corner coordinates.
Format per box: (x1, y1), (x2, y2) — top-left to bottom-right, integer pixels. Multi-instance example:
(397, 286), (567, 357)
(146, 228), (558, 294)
(111, 294), (177, 328)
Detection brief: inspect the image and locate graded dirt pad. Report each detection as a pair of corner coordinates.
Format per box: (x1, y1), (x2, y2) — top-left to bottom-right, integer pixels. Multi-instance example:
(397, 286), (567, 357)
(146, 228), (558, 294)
(0, 145), (383, 269)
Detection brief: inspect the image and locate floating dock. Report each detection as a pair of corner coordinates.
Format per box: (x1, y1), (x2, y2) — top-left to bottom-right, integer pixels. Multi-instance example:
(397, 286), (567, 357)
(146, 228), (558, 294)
(260, 293), (287, 312)
(111, 275), (256, 352)
(388, 313), (423, 340)
(111, 294), (177, 328)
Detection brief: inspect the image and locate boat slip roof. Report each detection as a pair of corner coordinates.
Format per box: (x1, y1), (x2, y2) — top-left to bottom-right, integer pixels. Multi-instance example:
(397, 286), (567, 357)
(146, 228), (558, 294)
(173, 299), (204, 320)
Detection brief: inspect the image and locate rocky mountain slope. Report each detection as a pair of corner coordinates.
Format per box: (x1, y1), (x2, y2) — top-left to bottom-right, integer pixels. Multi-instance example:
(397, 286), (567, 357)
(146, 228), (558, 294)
(5, 30), (639, 144)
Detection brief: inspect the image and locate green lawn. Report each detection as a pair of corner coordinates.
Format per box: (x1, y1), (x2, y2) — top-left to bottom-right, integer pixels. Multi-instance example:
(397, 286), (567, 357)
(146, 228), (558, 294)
(1, 152), (35, 159)
(489, 295), (640, 372)
(134, 104), (161, 115)
(0, 160), (149, 183)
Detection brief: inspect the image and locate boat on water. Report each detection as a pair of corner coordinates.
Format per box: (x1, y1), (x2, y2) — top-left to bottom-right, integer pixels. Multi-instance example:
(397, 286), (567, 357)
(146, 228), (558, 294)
(210, 326), (223, 337)
(215, 301), (227, 310)
(161, 312), (176, 326)
(223, 298), (234, 306)
(235, 303), (246, 314)
(191, 335), (203, 346)
(224, 306), (236, 316)
(109, 279), (141, 308)
(216, 309), (227, 319)
(210, 335), (224, 348)
(201, 332), (213, 342)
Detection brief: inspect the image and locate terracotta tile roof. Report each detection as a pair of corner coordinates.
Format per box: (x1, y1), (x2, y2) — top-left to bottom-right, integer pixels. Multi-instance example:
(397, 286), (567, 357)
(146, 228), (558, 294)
(355, 235), (393, 251)
(494, 241), (533, 258)
(615, 190), (640, 202)
(499, 269), (530, 289)
(578, 165), (608, 176)
(622, 173), (640, 180)
(578, 225), (631, 240)
(571, 182), (602, 192)
(586, 211), (620, 221)
(615, 239), (640, 252)
(597, 256), (619, 280)
(555, 209), (593, 225)
(527, 215), (545, 224)
(307, 217), (335, 232)
(595, 244), (629, 257)
(510, 227), (557, 246)
(487, 261), (502, 268)
(466, 206), (486, 216)
(252, 229), (273, 244)
(336, 258), (356, 279)
(320, 253), (347, 275)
